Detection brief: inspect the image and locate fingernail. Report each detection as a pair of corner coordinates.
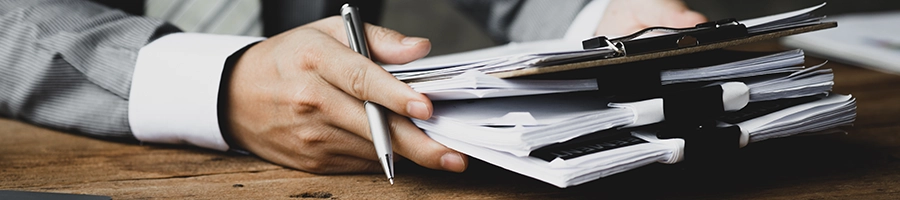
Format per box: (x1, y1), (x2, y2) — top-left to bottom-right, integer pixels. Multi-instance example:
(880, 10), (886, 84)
(441, 152), (466, 172)
(401, 37), (427, 46)
(406, 101), (431, 119)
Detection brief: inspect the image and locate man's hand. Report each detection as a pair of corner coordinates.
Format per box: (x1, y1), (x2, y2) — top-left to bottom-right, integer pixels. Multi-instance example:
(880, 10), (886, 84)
(224, 16), (467, 174)
(596, 0), (707, 37)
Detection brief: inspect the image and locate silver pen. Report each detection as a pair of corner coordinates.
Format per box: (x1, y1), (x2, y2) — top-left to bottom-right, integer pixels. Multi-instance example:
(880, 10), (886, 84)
(341, 3), (394, 185)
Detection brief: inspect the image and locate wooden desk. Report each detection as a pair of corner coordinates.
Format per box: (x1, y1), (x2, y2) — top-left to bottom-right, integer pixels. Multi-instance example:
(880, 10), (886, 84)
(3, 43), (900, 199)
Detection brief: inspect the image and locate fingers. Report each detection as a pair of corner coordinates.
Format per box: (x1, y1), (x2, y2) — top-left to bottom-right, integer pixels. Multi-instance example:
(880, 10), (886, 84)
(298, 33), (433, 120)
(315, 126), (382, 162)
(637, 0), (708, 28)
(388, 114), (468, 172)
(319, 86), (468, 172)
(597, 0), (708, 37)
(299, 16), (433, 120)
(307, 16), (432, 65)
(260, 16), (459, 173)
(261, 123), (383, 173)
(294, 155), (383, 174)
(675, 10), (708, 27)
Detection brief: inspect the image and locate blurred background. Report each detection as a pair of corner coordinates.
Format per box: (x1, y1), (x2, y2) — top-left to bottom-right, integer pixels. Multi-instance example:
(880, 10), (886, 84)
(380, 0), (897, 57)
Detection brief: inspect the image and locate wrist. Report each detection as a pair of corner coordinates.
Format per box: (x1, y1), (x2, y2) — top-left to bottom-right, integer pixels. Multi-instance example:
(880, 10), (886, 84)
(218, 41), (262, 153)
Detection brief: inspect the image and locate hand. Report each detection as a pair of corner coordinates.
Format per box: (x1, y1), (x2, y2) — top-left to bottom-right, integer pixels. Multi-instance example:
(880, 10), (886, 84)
(224, 16), (468, 174)
(596, 0), (707, 37)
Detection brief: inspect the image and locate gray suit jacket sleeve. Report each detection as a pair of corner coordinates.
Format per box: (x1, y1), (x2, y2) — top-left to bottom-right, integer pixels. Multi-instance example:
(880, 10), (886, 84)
(451, 0), (590, 43)
(0, 0), (176, 141)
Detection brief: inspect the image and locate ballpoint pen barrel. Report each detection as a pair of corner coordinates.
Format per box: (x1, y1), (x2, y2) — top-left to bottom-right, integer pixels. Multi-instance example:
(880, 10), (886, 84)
(365, 101), (394, 183)
(342, 3), (395, 185)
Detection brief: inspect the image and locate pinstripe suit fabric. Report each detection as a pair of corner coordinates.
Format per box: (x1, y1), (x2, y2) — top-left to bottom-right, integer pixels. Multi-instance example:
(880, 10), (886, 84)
(0, 0), (169, 141)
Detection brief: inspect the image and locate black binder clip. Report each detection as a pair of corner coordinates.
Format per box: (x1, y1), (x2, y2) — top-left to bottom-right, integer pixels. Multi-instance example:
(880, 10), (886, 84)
(657, 121), (745, 161)
(529, 129), (647, 162)
(582, 18), (748, 56)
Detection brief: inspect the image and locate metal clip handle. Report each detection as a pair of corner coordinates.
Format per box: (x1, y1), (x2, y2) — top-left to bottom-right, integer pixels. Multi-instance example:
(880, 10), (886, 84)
(582, 18), (747, 56)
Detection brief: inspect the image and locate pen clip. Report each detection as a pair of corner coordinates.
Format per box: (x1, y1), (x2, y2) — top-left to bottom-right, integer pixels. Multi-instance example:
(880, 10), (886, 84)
(340, 4), (371, 59)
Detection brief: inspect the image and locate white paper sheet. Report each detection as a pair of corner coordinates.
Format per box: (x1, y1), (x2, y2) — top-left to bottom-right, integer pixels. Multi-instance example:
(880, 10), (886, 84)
(783, 11), (900, 75)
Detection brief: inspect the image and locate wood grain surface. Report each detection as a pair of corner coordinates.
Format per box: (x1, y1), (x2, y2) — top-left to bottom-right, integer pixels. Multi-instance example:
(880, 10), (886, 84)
(3, 41), (900, 199)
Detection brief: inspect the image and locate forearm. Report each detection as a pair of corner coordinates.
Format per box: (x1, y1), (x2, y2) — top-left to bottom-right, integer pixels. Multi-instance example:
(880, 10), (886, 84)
(0, 0), (174, 140)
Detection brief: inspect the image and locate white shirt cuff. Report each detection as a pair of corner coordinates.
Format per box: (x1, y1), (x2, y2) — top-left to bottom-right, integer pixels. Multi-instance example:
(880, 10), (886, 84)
(563, 0), (612, 41)
(129, 33), (264, 151)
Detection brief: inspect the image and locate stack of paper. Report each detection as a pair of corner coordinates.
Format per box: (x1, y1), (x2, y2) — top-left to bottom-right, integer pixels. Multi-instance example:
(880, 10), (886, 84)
(408, 70), (599, 100)
(384, 3), (829, 82)
(410, 49), (828, 102)
(660, 49), (805, 85)
(412, 60), (834, 153)
(413, 92), (634, 156)
(422, 93), (855, 188)
(393, 3), (856, 188)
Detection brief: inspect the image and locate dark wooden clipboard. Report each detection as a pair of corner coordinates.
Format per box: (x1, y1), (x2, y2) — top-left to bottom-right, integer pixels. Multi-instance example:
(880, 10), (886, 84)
(489, 22), (838, 79)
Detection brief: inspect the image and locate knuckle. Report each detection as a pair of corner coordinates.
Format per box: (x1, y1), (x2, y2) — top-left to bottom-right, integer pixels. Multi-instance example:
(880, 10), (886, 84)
(296, 49), (325, 72)
(299, 160), (330, 174)
(370, 25), (399, 42)
(296, 57), (319, 72)
(289, 86), (323, 115)
(293, 131), (332, 174)
(295, 130), (328, 147)
(344, 67), (371, 100)
(291, 128), (355, 174)
(290, 30), (334, 71)
(308, 16), (344, 37)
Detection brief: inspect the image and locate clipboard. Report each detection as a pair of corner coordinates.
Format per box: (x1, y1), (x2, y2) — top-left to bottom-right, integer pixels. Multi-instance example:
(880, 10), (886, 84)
(394, 3), (838, 100)
(488, 22), (837, 79)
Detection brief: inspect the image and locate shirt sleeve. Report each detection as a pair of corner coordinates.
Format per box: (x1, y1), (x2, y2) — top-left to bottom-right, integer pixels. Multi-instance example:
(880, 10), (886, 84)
(129, 33), (264, 151)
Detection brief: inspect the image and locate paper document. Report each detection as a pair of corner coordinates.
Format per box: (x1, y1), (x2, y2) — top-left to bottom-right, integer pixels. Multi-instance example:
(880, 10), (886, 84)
(660, 49), (806, 84)
(385, 3), (828, 82)
(401, 2), (854, 189)
(409, 70), (598, 100)
(410, 50), (821, 101)
(742, 3), (826, 33)
(416, 63), (835, 155)
(427, 94), (855, 188)
(413, 92), (634, 156)
(741, 61), (833, 102)
(783, 11), (900, 75)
